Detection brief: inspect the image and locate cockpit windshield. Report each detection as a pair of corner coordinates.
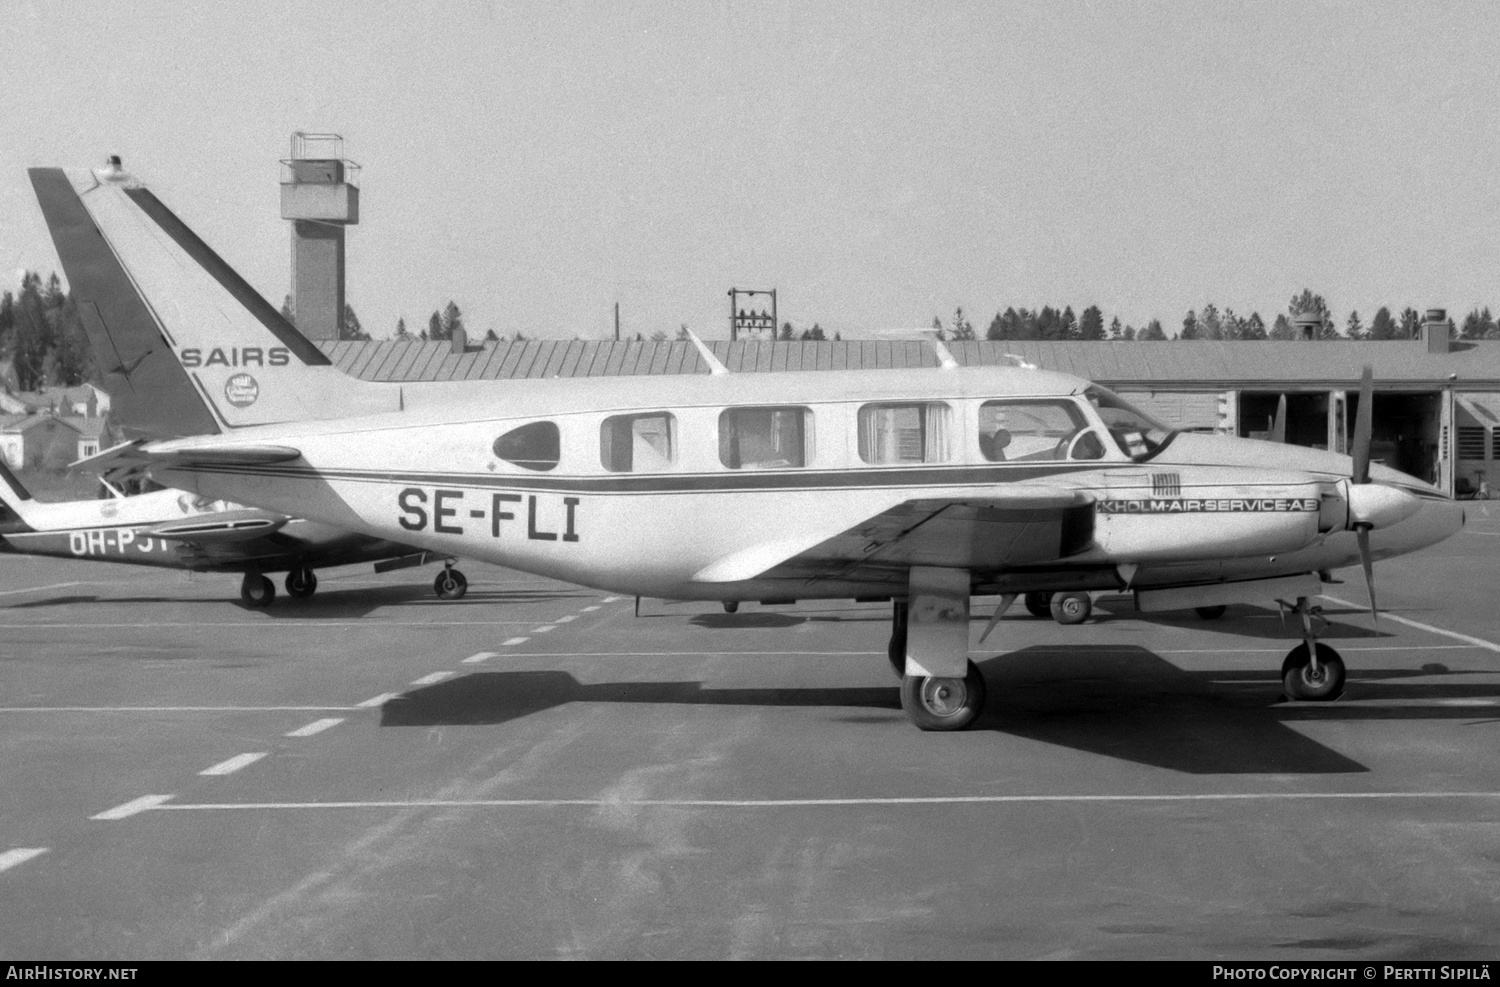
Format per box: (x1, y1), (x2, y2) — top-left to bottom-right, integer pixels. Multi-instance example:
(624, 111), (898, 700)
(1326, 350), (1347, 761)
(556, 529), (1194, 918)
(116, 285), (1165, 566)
(1084, 385), (1176, 462)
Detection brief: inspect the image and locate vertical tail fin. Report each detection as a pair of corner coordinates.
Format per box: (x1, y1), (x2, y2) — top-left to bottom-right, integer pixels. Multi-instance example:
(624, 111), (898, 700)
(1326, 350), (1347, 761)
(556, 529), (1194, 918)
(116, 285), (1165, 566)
(0, 459), (38, 532)
(29, 163), (398, 436)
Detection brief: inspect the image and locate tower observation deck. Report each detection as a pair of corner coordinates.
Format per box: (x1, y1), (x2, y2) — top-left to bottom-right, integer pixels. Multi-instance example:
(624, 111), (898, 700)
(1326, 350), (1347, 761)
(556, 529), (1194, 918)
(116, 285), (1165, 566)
(280, 132), (360, 341)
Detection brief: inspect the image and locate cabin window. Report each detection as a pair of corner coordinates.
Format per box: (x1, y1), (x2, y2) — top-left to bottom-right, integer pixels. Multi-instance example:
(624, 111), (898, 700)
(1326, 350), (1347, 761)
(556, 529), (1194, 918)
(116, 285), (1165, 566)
(718, 407), (814, 469)
(979, 400), (1103, 462)
(600, 413), (675, 472)
(857, 403), (951, 464)
(492, 421), (560, 472)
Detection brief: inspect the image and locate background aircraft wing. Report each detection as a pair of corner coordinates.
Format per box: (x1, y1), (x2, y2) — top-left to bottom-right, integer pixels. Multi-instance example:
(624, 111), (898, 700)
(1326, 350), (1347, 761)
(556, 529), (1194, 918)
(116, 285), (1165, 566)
(145, 509), (289, 544)
(692, 486), (1095, 584)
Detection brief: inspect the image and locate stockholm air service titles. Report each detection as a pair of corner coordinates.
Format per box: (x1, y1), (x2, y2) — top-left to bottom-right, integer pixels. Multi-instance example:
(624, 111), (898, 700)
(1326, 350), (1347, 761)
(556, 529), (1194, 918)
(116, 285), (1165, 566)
(398, 488), (580, 542)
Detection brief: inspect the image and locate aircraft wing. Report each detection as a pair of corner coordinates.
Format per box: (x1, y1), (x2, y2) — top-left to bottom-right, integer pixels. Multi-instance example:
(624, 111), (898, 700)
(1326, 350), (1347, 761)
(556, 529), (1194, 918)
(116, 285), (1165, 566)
(145, 509), (290, 544)
(72, 438), (302, 478)
(692, 486), (1095, 584)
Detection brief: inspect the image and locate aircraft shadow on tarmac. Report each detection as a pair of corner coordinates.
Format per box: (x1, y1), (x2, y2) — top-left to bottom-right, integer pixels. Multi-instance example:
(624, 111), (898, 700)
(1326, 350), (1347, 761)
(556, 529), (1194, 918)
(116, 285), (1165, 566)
(377, 646), (1500, 774)
(0, 583), (592, 617)
(1086, 600), (1393, 640)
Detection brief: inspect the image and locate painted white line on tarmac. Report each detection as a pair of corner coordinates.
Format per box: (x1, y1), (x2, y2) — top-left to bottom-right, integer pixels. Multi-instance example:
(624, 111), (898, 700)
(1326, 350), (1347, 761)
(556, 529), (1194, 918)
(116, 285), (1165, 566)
(556, 615), (577, 623)
(92, 795), (173, 820)
(1466, 531), (1500, 537)
(356, 693), (400, 708)
(0, 620), (548, 630)
(1154, 644), (1478, 655)
(479, 650), (881, 658)
(0, 582), (81, 598)
(200, 753), (267, 776)
(0, 705), (362, 713)
(581, 606), (600, 612)
(1321, 594), (1500, 654)
(602, 597), (620, 603)
(0, 848), (47, 872)
(462, 652), (499, 664)
(411, 671), (454, 685)
(285, 718), (344, 737)
(532, 625), (556, 634)
(501, 637), (529, 646)
(152, 790), (1500, 813)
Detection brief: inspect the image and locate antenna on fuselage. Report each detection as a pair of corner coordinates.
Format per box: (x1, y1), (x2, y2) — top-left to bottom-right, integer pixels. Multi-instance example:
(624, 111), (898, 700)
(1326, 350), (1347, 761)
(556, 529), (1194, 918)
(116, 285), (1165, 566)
(683, 329), (730, 376)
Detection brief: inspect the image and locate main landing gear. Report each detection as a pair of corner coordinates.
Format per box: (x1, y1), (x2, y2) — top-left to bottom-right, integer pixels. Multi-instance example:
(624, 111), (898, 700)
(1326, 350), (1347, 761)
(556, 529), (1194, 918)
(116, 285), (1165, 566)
(1280, 596), (1346, 701)
(887, 567), (987, 731)
(240, 573), (275, 607)
(434, 563), (468, 600)
(285, 567), (317, 599)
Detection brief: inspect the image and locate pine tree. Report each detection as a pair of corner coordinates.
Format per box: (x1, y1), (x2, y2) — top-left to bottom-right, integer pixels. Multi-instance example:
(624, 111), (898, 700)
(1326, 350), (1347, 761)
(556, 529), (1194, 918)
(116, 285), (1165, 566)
(950, 307), (975, 341)
(1059, 306), (1077, 340)
(1107, 316), (1122, 340)
(427, 310), (445, 341)
(1368, 306), (1398, 340)
(341, 303), (370, 341)
(393, 316), (411, 341)
(1077, 305), (1105, 341)
(1270, 313), (1295, 340)
(1138, 319), (1167, 341)
(800, 323), (826, 341)
(779, 321), (795, 341)
(1180, 309), (1200, 340)
(1399, 308), (1422, 340)
(1288, 289), (1337, 339)
(11, 272), (52, 391)
(441, 301), (464, 340)
(1346, 311), (1365, 340)
(1241, 312), (1268, 340)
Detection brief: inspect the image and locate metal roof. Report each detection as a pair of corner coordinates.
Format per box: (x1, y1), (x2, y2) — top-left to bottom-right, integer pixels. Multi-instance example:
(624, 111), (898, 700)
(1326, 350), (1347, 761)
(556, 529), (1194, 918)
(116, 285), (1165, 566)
(317, 338), (1500, 391)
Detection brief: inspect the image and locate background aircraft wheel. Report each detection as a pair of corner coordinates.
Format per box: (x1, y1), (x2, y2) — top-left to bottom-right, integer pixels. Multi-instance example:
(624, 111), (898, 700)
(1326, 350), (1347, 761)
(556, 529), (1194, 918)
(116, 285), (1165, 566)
(1195, 605), (1227, 620)
(1050, 591), (1091, 625)
(285, 568), (317, 599)
(723, 601), (739, 613)
(240, 574), (275, 608)
(434, 568), (468, 600)
(899, 660), (986, 731)
(1281, 643), (1346, 701)
(1024, 592), (1052, 619)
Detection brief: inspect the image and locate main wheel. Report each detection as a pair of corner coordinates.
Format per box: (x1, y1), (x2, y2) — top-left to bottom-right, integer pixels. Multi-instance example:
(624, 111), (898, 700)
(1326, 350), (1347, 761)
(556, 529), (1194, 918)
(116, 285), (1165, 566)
(434, 568), (468, 600)
(1024, 591), (1052, 619)
(1281, 642), (1346, 701)
(285, 568), (317, 599)
(1195, 605), (1227, 620)
(240, 574), (275, 607)
(886, 601), (909, 677)
(1051, 591), (1092, 625)
(723, 601), (739, 614)
(899, 660), (987, 731)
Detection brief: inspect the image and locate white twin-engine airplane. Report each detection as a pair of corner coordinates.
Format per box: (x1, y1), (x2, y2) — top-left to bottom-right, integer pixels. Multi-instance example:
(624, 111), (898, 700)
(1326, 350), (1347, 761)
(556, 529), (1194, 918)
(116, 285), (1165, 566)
(33, 161), (1464, 731)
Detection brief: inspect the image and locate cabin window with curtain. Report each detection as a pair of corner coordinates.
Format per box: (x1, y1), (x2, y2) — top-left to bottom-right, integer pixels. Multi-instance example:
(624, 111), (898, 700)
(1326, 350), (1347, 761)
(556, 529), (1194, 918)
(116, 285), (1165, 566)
(492, 421), (560, 471)
(857, 402), (951, 464)
(600, 413), (675, 472)
(718, 407), (814, 469)
(979, 399), (1103, 461)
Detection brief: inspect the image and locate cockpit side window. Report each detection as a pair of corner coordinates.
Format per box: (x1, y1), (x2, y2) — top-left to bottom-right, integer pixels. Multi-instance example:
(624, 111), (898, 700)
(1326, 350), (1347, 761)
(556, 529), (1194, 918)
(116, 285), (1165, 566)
(493, 421), (561, 472)
(719, 407), (814, 469)
(1084, 386), (1176, 462)
(979, 400), (1103, 461)
(600, 413), (675, 472)
(857, 403), (952, 464)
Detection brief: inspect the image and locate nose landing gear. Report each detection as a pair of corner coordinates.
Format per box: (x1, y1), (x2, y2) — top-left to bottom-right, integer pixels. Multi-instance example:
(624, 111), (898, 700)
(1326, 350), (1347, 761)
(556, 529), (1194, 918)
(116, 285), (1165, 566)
(1280, 597), (1346, 701)
(434, 563), (468, 600)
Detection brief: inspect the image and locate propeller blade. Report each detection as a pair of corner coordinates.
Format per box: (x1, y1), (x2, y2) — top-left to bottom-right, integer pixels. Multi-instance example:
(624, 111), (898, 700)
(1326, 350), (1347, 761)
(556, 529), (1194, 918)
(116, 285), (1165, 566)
(1351, 365), (1373, 484)
(1356, 525), (1377, 622)
(1270, 394), (1287, 444)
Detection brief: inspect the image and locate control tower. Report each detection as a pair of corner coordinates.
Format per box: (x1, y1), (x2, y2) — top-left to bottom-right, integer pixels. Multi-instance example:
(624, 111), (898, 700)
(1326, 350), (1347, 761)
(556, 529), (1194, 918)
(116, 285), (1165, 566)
(280, 132), (360, 340)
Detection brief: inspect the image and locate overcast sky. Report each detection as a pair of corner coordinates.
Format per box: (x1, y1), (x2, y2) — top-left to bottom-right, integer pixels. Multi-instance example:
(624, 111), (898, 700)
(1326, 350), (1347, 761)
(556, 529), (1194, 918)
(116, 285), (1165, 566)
(2, 1), (1497, 340)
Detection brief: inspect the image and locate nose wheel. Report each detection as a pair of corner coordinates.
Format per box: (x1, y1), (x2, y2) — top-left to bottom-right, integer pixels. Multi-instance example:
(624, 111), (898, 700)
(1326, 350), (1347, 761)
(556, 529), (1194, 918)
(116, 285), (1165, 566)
(434, 565), (468, 600)
(1280, 597), (1346, 701)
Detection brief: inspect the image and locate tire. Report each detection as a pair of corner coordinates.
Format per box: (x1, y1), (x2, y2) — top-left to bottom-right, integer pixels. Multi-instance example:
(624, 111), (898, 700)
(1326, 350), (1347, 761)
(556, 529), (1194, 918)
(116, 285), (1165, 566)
(899, 660), (987, 731)
(1281, 642), (1346, 701)
(1195, 605), (1227, 620)
(1050, 591), (1091, 625)
(1024, 591), (1052, 619)
(241, 574), (275, 608)
(434, 568), (468, 600)
(285, 568), (317, 599)
(723, 601), (739, 614)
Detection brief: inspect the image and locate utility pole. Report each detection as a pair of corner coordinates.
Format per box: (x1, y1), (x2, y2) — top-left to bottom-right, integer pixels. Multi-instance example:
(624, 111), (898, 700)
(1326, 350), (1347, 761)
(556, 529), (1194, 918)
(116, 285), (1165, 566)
(728, 287), (777, 341)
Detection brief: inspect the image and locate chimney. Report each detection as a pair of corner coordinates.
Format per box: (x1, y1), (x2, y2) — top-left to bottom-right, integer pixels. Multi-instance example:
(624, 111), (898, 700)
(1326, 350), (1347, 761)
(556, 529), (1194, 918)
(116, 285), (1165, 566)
(1294, 312), (1322, 341)
(1423, 308), (1452, 354)
(450, 327), (467, 354)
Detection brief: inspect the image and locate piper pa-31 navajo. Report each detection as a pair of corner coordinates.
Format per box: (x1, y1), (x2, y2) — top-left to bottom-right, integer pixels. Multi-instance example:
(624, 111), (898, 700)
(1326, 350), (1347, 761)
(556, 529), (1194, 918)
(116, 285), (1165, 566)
(0, 457), (459, 606)
(31, 160), (1465, 731)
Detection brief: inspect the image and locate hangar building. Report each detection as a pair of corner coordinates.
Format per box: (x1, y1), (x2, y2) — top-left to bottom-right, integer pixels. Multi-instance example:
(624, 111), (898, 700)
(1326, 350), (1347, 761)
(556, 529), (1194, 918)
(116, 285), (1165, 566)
(317, 314), (1500, 498)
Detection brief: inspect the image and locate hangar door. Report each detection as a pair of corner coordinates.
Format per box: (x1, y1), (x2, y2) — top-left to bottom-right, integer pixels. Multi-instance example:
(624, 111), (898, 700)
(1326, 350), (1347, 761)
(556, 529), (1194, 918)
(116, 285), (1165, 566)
(1117, 391), (1221, 431)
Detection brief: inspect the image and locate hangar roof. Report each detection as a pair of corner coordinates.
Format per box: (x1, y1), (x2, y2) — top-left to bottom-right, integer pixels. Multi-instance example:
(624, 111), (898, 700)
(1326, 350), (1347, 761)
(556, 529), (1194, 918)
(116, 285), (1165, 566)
(315, 338), (1500, 392)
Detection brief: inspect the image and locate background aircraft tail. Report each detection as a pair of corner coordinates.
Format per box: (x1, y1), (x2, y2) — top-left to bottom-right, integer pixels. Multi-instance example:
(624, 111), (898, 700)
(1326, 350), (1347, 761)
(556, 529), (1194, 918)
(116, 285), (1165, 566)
(0, 459), (39, 533)
(29, 163), (399, 437)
